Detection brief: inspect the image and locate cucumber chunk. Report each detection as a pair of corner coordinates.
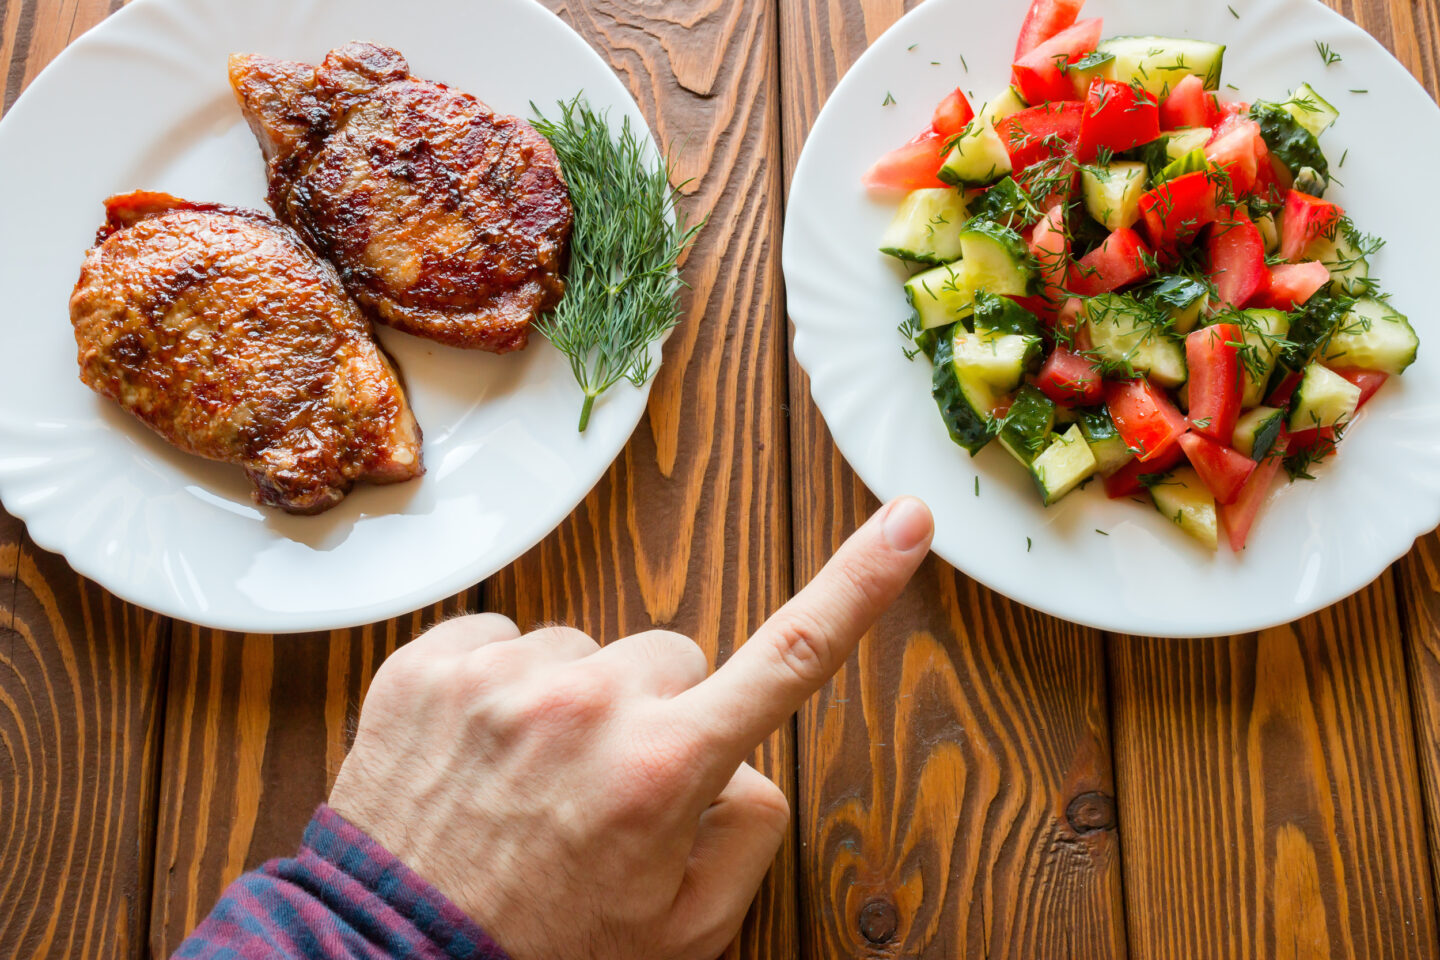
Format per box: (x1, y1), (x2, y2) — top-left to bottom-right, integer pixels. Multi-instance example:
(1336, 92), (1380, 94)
(1164, 127), (1212, 161)
(1081, 161), (1147, 231)
(1083, 294), (1188, 388)
(1322, 297), (1419, 374)
(932, 322), (1032, 455)
(937, 88), (1025, 188)
(938, 122), (1012, 187)
(1031, 425), (1098, 506)
(967, 177), (1036, 230)
(880, 188), (969, 264)
(998, 386), (1056, 466)
(1079, 408), (1134, 476)
(1303, 220), (1373, 296)
(1097, 36), (1226, 97)
(905, 263), (973, 329)
(1068, 51), (1117, 100)
(1289, 362), (1361, 431)
(1155, 148), (1207, 185)
(1235, 308), (1292, 408)
(1149, 467), (1219, 549)
(1232, 405), (1285, 461)
(904, 223), (1035, 329)
(1144, 276), (1209, 334)
(1281, 83), (1339, 139)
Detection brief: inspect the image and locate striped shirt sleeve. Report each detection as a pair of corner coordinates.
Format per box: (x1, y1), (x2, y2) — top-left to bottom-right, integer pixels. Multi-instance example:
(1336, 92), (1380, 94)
(172, 804), (509, 960)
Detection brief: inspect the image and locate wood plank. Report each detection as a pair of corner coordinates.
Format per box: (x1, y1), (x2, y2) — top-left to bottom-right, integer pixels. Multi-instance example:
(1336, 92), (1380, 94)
(482, 2), (799, 957)
(0, 504), (169, 960)
(1110, 4), (1440, 958)
(1110, 576), (1438, 960)
(1402, 534), (1440, 920)
(146, 596), (476, 957)
(2, 4), (171, 958)
(776, 2), (1125, 957)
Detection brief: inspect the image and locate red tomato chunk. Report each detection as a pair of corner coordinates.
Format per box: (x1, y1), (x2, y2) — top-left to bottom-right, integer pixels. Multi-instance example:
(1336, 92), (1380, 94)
(1185, 324), (1244, 443)
(1104, 379), (1188, 462)
(1078, 79), (1160, 161)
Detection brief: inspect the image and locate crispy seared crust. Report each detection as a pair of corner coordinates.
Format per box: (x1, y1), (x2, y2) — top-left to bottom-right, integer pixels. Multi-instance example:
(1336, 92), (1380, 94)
(229, 42), (573, 352)
(71, 191), (424, 514)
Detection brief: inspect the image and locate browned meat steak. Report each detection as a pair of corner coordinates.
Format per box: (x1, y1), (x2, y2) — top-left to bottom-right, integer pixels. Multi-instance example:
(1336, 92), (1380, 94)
(228, 42), (573, 353)
(70, 191), (424, 514)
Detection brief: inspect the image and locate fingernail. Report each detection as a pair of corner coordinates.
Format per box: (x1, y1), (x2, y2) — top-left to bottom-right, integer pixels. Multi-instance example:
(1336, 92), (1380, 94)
(882, 497), (932, 551)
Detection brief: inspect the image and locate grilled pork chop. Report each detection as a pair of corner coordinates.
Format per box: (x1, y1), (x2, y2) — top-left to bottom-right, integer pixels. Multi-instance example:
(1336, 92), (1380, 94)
(228, 42), (573, 353)
(70, 191), (424, 514)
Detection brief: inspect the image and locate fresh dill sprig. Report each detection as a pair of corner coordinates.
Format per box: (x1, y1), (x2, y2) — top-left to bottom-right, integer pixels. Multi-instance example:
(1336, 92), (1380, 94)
(530, 96), (703, 431)
(1316, 41), (1342, 66)
(882, 91), (897, 106)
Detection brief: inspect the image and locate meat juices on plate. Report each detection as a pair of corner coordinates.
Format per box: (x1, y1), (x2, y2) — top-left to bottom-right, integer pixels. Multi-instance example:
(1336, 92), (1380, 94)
(229, 42), (574, 353)
(70, 191), (424, 515)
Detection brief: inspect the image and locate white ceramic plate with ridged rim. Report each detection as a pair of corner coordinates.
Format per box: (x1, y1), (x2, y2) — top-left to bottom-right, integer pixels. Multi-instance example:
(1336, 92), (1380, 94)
(785, 0), (1440, 638)
(0, 0), (665, 633)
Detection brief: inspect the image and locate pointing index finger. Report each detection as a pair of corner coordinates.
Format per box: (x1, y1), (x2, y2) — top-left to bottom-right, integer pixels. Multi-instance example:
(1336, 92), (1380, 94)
(678, 497), (933, 768)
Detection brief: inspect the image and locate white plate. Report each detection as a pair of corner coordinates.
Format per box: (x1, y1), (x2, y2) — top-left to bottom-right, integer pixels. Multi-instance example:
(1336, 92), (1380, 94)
(785, 0), (1440, 637)
(0, 0), (659, 633)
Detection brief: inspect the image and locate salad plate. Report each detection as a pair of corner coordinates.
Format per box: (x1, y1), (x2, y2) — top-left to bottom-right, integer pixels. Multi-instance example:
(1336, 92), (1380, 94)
(0, 0), (659, 633)
(784, 0), (1440, 637)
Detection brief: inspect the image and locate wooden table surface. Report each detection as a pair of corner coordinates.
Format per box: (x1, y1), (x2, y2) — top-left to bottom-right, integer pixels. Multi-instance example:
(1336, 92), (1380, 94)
(4, 0), (1440, 957)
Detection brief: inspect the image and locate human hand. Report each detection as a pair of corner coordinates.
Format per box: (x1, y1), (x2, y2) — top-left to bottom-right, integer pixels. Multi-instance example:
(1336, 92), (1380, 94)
(327, 496), (934, 960)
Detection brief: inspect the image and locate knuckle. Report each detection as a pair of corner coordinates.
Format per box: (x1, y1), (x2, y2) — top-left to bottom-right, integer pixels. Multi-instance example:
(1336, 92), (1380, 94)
(516, 665), (616, 729)
(743, 776), (791, 832)
(763, 610), (835, 687)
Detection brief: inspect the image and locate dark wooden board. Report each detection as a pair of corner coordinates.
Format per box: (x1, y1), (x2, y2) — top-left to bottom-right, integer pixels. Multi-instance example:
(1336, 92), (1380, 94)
(0, 505), (169, 960)
(482, 2), (799, 956)
(776, 2), (1125, 956)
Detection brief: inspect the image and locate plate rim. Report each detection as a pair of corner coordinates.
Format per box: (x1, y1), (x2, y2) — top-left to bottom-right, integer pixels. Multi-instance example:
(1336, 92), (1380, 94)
(0, 0), (665, 634)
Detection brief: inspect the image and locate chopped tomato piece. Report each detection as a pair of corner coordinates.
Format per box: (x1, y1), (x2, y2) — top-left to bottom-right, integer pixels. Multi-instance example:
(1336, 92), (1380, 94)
(1217, 99), (1250, 121)
(1036, 347), (1103, 406)
(1014, 0), (1086, 60)
(932, 88), (977, 138)
(1068, 227), (1152, 296)
(1008, 294), (1060, 327)
(1279, 189), (1344, 262)
(1336, 369), (1389, 407)
(1105, 378), (1189, 462)
(1185, 323), (1244, 443)
(1220, 436), (1288, 551)
(861, 131), (946, 192)
(1138, 171), (1218, 251)
(1030, 203), (1070, 302)
(1207, 214), (1270, 309)
(1011, 19), (1104, 104)
(1260, 261), (1330, 310)
(1104, 442), (1185, 498)
(1287, 426), (1338, 461)
(1078, 79), (1161, 161)
(1266, 370), (1303, 408)
(1159, 75), (1215, 130)
(996, 102), (1084, 171)
(1204, 118), (1263, 196)
(1178, 431), (1255, 505)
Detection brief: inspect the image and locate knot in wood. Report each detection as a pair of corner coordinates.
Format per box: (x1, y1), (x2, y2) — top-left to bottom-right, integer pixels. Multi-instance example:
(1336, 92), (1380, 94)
(858, 897), (899, 944)
(1066, 791), (1117, 833)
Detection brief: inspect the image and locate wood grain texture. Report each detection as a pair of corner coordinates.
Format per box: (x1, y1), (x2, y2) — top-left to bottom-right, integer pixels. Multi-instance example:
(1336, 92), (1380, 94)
(1110, 574), (1438, 960)
(1110, 5), (1440, 959)
(1, 7), (170, 958)
(777, 2), (1125, 957)
(0, 504), (169, 960)
(484, 2), (798, 955)
(146, 596), (475, 957)
(1402, 533), (1440, 920)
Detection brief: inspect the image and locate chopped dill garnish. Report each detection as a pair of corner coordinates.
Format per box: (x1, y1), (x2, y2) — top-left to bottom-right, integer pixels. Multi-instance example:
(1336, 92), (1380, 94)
(960, 53), (969, 72)
(1350, 88), (1369, 94)
(882, 91), (897, 106)
(530, 96), (703, 431)
(1095, 528), (1109, 536)
(1026, 536), (1032, 552)
(1316, 41), (1342, 66)
(1227, 4), (1239, 17)
(974, 476), (980, 496)
(907, 43), (918, 51)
